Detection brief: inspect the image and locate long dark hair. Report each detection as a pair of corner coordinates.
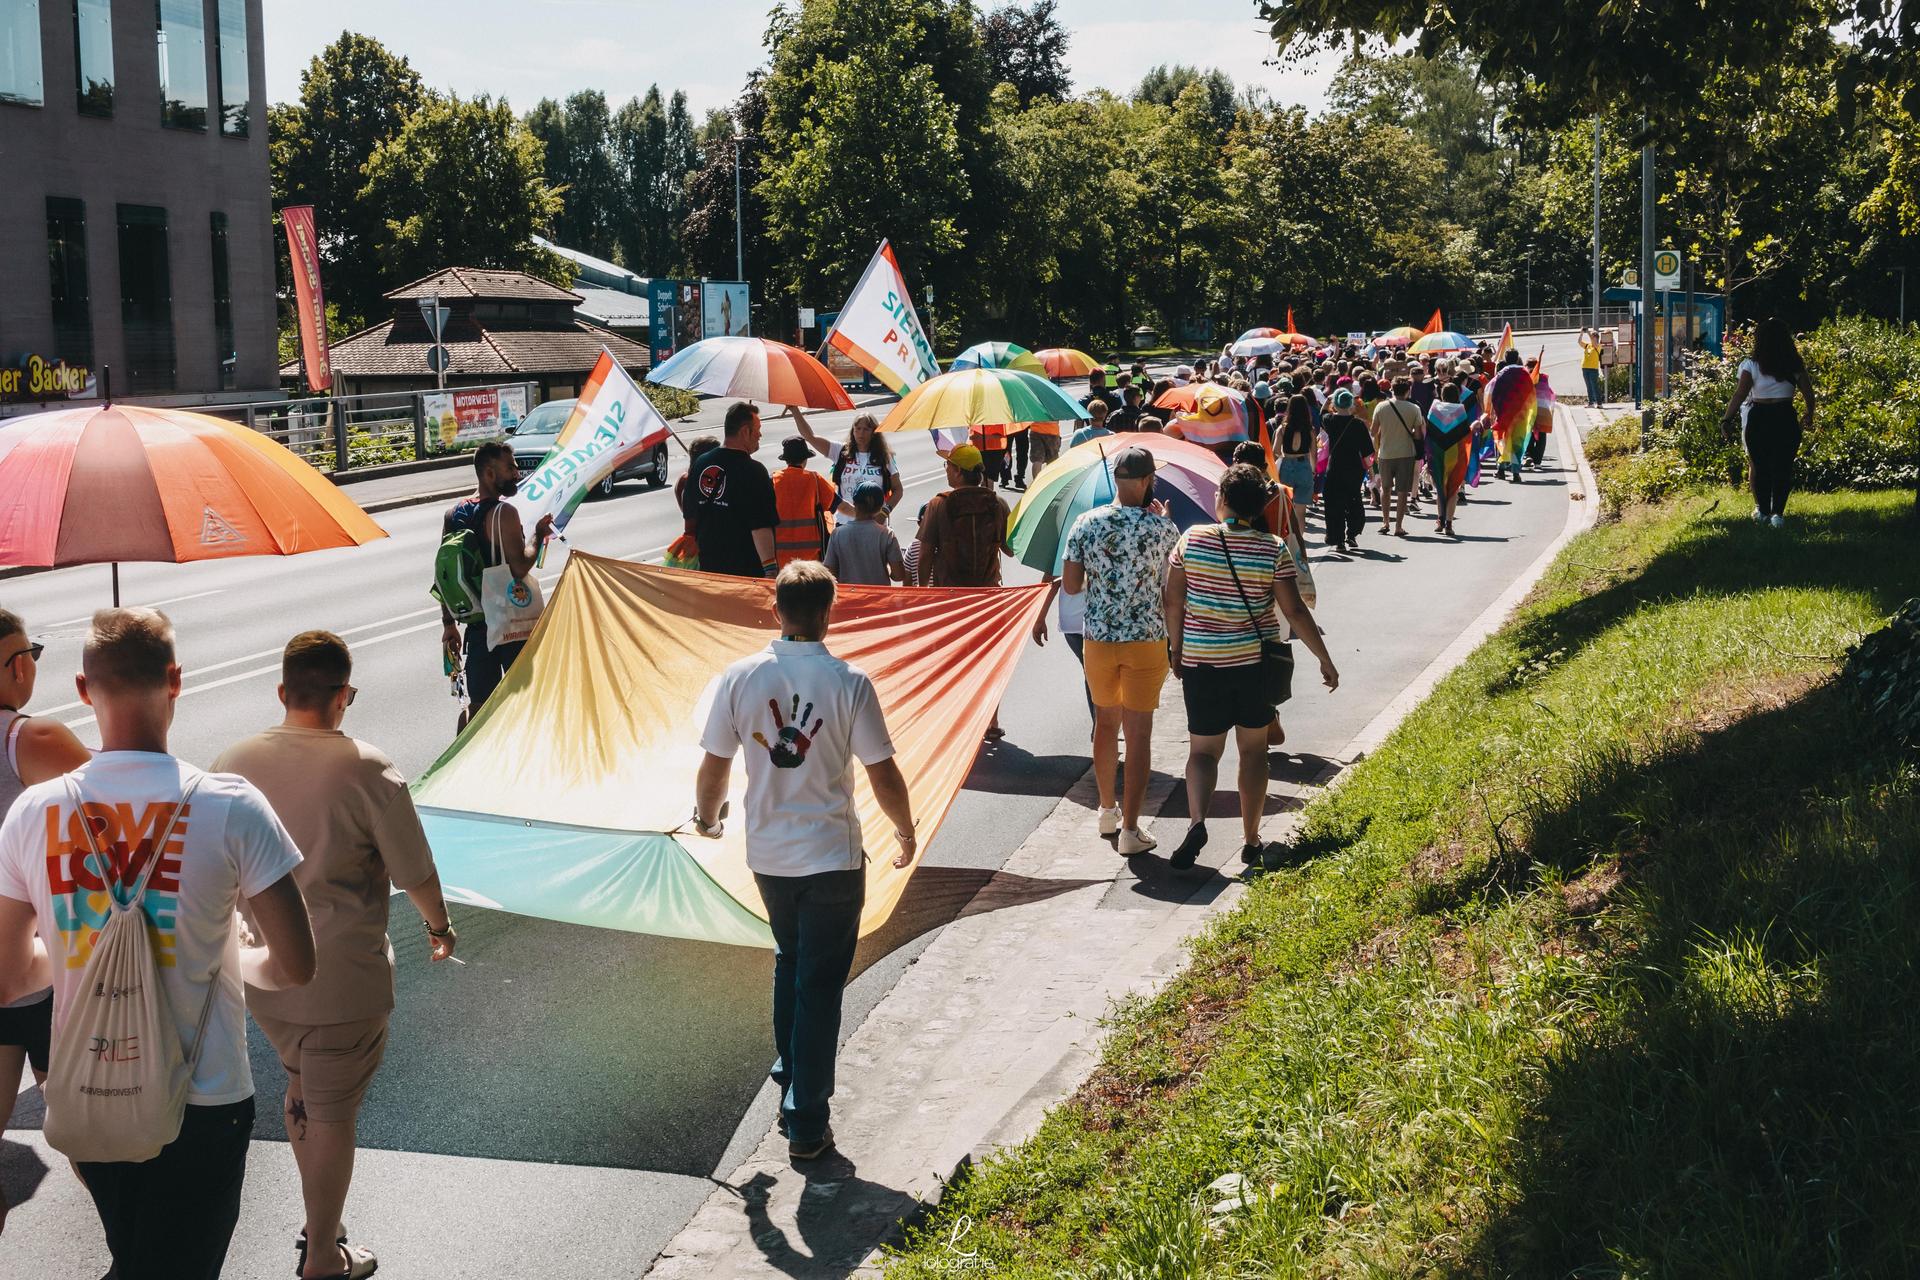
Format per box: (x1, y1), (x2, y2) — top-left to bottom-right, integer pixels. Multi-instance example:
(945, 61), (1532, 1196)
(832, 413), (889, 489)
(1281, 394), (1314, 456)
(1750, 318), (1805, 382)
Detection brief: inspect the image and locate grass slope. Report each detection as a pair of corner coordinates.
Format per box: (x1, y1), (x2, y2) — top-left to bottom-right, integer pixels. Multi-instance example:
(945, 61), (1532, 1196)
(884, 489), (1920, 1278)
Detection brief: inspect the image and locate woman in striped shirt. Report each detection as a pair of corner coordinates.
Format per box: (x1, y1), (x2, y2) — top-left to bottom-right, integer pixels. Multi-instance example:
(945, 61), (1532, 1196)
(1164, 466), (1340, 873)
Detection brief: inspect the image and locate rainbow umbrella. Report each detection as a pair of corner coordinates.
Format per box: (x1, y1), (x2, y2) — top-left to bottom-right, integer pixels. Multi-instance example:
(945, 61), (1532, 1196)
(0, 403), (387, 602)
(1008, 435), (1227, 574)
(1410, 330), (1479, 354)
(1171, 386), (1251, 448)
(647, 336), (853, 410)
(1375, 326), (1423, 348)
(1154, 383), (1247, 414)
(878, 368), (1089, 434)
(1032, 347), (1100, 379)
(1274, 332), (1313, 347)
(950, 341), (1046, 376)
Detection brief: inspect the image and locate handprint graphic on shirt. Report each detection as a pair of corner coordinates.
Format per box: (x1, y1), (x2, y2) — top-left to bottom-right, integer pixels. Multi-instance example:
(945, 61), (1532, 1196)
(752, 694), (823, 769)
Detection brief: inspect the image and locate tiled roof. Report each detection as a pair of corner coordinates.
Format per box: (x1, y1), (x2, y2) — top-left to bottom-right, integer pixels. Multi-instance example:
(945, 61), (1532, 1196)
(290, 318), (651, 380)
(384, 267), (581, 304)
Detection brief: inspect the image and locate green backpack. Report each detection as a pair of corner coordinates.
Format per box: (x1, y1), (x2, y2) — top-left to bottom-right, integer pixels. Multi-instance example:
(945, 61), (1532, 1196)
(431, 526), (489, 625)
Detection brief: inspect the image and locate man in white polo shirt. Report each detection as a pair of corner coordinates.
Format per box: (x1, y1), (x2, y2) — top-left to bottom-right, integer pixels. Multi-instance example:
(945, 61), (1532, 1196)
(693, 561), (915, 1161)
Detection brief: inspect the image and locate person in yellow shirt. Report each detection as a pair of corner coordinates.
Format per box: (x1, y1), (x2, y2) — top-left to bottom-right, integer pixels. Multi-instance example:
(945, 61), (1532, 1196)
(1580, 329), (1605, 405)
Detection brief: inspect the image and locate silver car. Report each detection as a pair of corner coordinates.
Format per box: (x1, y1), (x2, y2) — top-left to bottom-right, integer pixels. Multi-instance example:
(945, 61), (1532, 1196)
(509, 398), (671, 496)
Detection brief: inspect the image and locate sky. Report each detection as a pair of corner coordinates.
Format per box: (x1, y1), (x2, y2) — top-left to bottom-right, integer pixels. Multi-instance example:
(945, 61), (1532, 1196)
(261, 0), (1340, 116)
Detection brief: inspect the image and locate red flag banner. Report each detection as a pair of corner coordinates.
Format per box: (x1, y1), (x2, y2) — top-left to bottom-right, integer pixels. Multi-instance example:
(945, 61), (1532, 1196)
(282, 205), (332, 392)
(1423, 308), (1445, 335)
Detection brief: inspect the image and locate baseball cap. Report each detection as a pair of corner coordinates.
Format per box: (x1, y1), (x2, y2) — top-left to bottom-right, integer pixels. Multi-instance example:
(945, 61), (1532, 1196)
(780, 435), (811, 464)
(1112, 446), (1156, 479)
(1252, 380), (1272, 399)
(949, 443), (985, 473)
(1331, 388), (1356, 409)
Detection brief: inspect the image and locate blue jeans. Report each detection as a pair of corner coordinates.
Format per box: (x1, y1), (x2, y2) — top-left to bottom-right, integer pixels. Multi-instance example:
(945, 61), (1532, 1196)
(755, 867), (865, 1144)
(1278, 457), (1315, 506)
(1582, 366), (1604, 405)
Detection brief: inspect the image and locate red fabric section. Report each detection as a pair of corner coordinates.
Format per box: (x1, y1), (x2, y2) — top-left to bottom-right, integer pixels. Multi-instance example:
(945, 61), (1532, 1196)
(50, 410), (173, 565)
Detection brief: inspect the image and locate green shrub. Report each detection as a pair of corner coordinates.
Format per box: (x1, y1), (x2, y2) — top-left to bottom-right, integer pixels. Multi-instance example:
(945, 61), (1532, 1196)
(1582, 418), (1642, 462)
(1653, 315), (1920, 492)
(1846, 596), (1920, 749)
(645, 384), (701, 420)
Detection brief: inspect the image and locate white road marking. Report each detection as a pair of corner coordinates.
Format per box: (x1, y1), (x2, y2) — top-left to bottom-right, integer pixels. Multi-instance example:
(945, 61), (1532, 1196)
(41, 589), (226, 631)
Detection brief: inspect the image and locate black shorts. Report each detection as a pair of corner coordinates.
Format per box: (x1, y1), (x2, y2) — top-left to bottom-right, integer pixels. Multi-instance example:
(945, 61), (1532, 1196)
(0, 989), (53, 1074)
(1180, 661), (1274, 736)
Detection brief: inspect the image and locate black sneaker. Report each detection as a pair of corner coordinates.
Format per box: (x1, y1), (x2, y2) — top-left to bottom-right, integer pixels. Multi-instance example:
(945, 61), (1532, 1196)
(790, 1127), (836, 1161)
(1168, 823), (1207, 872)
(1239, 842), (1264, 865)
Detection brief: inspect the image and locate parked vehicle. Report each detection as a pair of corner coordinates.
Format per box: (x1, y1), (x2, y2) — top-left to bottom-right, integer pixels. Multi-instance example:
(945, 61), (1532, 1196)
(509, 398), (670, 496)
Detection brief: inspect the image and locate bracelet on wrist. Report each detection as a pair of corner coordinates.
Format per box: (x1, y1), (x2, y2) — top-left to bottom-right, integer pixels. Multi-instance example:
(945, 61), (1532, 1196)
(425, 919), (454, 938)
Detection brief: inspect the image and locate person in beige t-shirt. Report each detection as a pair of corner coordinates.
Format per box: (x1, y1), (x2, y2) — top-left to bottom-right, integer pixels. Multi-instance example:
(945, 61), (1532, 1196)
(1369, 378), (1426, 537)
(215, 631), (455, 1280)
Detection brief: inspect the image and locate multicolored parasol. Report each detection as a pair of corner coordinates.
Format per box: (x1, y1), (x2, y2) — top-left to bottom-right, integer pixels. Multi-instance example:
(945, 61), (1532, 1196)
(646, 336), (854, 410)
(1007, 435), (1228, 574)
(1409, 330), (1479, 354)
(877, 368), (1090, 434)
(1032, 347), (1101, 379)
(1374, 326), (1424, 348)
(949, 341), (1046, 376)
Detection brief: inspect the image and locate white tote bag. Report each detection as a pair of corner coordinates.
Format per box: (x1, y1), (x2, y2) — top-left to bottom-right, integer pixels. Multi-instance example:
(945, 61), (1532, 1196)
(482, 505), (545, 650)
(43, 773), (213, 1165)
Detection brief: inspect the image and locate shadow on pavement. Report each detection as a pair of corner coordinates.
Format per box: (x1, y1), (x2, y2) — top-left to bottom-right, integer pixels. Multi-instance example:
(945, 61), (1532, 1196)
(963, 738), (1090, 797)
(0, 1138), (49, 1217)
(732, 1162), (922, 1278)
(850, 866), (1104, 981)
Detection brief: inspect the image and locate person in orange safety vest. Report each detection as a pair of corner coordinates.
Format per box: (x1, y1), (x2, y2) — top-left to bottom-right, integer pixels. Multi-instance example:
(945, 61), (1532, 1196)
(772, 435), (839, 567)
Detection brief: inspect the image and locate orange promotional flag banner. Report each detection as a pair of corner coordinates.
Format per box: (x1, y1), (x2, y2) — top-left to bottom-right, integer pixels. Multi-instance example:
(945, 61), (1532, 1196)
(1423, 308), (1445, 335)
(412, 554), (1051, 946)
(818, 240), (940, 397)
(281, 205), (332, 392)
(1495, 323), (1515, 359)
(1285, 306), (1297, 334)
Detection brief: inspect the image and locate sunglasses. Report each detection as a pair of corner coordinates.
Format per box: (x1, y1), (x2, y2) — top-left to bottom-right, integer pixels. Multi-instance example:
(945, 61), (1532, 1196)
(4, 642), (44, 669)
(335, 683), (358, 706)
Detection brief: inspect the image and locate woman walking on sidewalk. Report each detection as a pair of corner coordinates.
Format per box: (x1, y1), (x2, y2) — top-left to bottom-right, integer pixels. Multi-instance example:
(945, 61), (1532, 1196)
(1724, 318), (1816, 527)
(1164, 465), (1339, 874)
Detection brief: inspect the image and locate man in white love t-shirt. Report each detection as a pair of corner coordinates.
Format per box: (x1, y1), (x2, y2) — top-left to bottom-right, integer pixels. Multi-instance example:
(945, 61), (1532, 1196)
(0, 608), (315, 1280)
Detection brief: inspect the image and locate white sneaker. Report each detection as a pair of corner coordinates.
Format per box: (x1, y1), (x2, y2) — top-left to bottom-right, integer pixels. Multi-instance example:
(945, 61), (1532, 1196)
(1097, 806), (1121, 836)
(1770, 514), (1785, 528)
(1118, 827), (1158, 855)
(1752, 508), (1766, 523)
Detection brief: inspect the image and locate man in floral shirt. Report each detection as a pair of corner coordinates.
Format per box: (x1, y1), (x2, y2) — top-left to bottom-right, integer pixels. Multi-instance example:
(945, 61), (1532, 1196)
(1062, 447), (1179, 854)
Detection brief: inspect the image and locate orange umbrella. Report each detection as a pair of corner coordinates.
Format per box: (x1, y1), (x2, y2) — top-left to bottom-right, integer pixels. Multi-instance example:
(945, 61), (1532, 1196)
(1032, 347), (1100, 379)
(0, 403), (388, 601)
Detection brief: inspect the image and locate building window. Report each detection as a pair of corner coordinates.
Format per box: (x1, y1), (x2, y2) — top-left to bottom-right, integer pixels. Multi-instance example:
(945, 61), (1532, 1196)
(1, 0), (43, 107)
(117, 204), (176, 393)
(214, 0), (244, 135)
(210, 212), (234, 389)
(73, 0), (110, 114)
(155, 0), (205, 130)
(47, 197), (94, 369)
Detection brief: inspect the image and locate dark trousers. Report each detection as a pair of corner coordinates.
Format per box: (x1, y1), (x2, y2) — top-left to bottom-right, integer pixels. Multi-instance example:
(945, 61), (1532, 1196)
(80, 1097), (255, 1280)
(1010, 430), (1030, 482)
(1324, 469), (1366, 545)
(979, 447), (1007, 486)
(1745, 401), (1802, 517)
(1526, 427), (1548, 466)
(464, 621), (525, 711)
(755, 868), (865, 1144)
(1063, 631), (1093, 721)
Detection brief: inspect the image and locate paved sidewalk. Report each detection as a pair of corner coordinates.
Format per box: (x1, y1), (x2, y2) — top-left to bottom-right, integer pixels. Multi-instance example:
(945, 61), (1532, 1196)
(647, 406), (1602, 1278)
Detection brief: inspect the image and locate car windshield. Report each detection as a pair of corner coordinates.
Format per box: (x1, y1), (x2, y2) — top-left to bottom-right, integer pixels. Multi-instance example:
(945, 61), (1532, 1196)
(512, 400), (573, 436)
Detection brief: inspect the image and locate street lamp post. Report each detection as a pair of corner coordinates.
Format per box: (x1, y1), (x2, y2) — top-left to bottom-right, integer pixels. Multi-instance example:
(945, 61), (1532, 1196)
(732, 131), (744, 283)
(1525, 244), (1534, 315)
(1898, 265), (1908, 325)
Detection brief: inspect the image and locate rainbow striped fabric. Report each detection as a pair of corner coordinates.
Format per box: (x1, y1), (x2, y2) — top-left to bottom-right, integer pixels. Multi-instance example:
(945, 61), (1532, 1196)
(1171, 522), (1297, 667)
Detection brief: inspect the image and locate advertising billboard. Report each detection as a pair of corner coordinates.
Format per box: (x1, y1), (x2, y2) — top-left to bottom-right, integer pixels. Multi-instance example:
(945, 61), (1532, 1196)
(702, 281), (751, 338)
(675, 281), (704, 352)
(648, 279), (676, 366)
(423, 385), (528, 449)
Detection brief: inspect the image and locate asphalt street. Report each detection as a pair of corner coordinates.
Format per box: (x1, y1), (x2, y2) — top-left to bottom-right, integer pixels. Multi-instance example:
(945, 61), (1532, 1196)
(1, 374), (1578, 1277)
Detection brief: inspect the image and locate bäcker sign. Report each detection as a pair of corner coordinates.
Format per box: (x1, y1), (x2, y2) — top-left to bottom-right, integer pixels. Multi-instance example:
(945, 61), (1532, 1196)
(0, 355), (94, 403)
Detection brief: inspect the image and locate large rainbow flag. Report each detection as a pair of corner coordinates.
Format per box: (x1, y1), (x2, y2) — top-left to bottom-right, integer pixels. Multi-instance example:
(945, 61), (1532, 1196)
(412, 554), (1049, 947)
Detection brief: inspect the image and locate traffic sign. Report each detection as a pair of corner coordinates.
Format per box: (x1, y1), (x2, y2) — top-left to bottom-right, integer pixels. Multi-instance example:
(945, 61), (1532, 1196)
(799, 307), (816, 329)
(426, 345), (451, 373)
(1621, 268), (1640, 288)
(418, 297), (450, 342)
(1653, 249), (1682, 291)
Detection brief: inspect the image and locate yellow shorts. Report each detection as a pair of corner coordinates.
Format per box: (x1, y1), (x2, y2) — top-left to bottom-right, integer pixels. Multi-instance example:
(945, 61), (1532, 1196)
(1083, 638), (1170, 712)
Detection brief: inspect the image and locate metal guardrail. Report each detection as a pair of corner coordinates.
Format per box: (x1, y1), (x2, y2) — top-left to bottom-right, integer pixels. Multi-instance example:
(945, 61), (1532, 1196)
(1452, 307), (1633, 334)
(204, 382), (540, 475)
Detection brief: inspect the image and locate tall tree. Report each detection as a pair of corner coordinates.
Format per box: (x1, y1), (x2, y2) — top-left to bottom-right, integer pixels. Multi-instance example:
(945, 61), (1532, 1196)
(1134, 65), (1237, 138)
(360, 93), (566, 289)
(981, 1), (1071, 106)
(270, 32), (425, 327)
(683, 77), (772, 289)
(526, 92), (618, 258)
(611, 88), (669, 274)
(664, 90), (700, 272)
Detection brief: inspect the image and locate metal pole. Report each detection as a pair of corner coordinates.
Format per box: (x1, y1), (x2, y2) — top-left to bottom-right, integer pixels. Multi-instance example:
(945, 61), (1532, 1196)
(1638, 125), (1655, 406)
(732, 133), (744, 283)
(1899, 265), (1908, 325)
(1685, 259), (1696, 360)
(1591, 116), (1603, 329)
(1525, 248), (1533, 313)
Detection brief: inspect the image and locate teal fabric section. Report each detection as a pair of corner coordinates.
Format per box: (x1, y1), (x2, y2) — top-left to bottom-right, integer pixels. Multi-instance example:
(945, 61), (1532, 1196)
(418, 808), (776, 949)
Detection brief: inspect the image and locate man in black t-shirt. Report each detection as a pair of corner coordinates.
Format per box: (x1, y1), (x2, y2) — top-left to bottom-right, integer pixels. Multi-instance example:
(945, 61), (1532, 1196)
(1107, 386), (1144, 433)
(688, 402), (779, 577)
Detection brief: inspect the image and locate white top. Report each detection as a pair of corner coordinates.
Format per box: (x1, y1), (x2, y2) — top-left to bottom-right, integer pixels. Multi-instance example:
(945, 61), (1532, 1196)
(1739, 358), (1798, 401)
(0, 752), (303, 1105)
(699, 640), (896, 877)
(824, 441), (899, 508)
(1056, 583), (1085, 636)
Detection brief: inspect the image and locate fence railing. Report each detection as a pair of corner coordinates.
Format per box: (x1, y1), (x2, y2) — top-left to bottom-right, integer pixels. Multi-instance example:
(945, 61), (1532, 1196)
(1455, 307), (1634, 336)
(201, 382), (540, 475)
